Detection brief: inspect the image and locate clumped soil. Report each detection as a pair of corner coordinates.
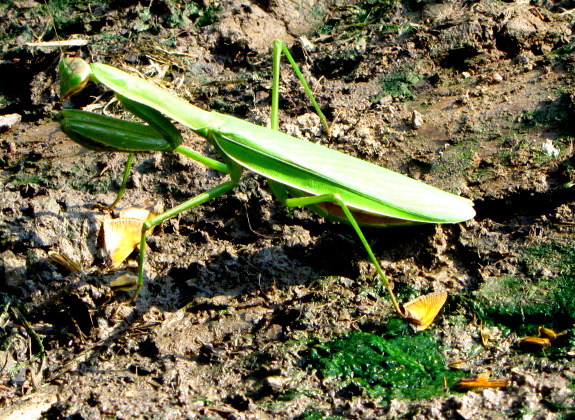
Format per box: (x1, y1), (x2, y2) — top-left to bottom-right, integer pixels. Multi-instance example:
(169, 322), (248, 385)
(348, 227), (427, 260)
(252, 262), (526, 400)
(1, 0), (575, 418)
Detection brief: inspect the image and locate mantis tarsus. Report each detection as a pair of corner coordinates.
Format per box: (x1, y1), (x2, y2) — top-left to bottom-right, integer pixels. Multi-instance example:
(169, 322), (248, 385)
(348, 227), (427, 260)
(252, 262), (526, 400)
(58, 40), (475, 318)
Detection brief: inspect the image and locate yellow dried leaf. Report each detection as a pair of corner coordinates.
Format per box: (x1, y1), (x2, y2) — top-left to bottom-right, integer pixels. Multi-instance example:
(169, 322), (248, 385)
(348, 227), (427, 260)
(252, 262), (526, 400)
(403, 291), (448, 331)
(101, 218), (143, 269)
(48, 251), (82, 273)
(537, 326), (567, 340)
(455, 372), (509, 390)
(109, 273), (138, 291)
(519, 336), (552, 351)
(119, 206), (151, 222)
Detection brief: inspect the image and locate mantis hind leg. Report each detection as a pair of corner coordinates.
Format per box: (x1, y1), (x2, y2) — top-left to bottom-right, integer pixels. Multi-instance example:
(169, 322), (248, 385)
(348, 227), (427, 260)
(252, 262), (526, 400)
(281, 192), (405, 317)
(267, 46), (402, 316)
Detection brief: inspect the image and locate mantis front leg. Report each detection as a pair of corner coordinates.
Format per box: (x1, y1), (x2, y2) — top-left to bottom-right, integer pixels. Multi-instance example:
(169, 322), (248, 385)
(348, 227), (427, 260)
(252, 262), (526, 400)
(59, 97), (228, 210)
(58, 104), (236, 301)
(104, 152), (134, 211)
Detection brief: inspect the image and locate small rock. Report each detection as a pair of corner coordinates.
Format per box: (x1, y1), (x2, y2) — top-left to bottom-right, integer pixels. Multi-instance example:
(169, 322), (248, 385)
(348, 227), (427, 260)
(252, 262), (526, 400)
(536, 266), (553, 277)
(298, 35), (317, 53)
(0, 114), (22, 133)
(379, 95), (393, 106)
(264, 376), (286, 393)
(491, 72), (504, 82)
(1, 250), (28, 290)
(423, 2), (453, 24)
(410, 110), (424, 129)
(295, 113), (322, 138)
(0, 391), (58, 420)
(541, 139), (560, 157)
(31, 196), (61, 217)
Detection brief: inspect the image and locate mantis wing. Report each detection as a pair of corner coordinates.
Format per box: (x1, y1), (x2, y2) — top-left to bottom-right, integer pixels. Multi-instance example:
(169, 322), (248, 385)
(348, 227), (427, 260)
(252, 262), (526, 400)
(213, 114), (475, 224)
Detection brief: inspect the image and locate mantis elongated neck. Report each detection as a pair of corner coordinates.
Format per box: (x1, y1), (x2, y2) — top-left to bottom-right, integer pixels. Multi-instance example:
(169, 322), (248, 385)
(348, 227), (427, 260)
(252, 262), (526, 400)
(91, 63), (223, 131)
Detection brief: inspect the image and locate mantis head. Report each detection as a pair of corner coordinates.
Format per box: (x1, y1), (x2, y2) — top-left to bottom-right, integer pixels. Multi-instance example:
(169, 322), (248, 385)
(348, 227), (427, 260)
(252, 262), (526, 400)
(57, 57), (183, 153)
(59, 56), (91, 101)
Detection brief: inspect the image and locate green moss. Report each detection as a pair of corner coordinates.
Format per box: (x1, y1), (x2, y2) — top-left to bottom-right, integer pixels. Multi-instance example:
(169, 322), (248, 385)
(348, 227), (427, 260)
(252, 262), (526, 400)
(427, 141), (477, 193)
(297, 409), (343, 420)
(144, 0), (221, 29)
(320, 0), (398, 36)
(13, 174), (42, 184)
(348, 0), (398, 25)
(41, 0), (107, 32)
(376, 70), (423, 101)
(520, 92), (572, 133)
(67, 164), (114, 194)
(473, 241), (575, 337)
(552, 41), (575, 57)
(307, 320), (466, 404)
(191, 1), (220, 27)
(8, 158), (53, 187)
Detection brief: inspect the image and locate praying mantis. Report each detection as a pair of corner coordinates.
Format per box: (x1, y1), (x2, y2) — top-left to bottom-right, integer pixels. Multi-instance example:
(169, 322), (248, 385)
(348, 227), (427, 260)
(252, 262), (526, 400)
(57, 40), (475, 319)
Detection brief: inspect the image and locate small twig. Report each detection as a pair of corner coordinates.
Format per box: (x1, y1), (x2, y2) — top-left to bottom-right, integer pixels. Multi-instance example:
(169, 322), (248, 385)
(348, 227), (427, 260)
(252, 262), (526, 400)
(26, 39), (89, 48)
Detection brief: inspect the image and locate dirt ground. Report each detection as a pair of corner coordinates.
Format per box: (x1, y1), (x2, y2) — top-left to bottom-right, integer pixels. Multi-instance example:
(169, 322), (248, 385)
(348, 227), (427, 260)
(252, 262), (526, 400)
(1, 0), (575, 418)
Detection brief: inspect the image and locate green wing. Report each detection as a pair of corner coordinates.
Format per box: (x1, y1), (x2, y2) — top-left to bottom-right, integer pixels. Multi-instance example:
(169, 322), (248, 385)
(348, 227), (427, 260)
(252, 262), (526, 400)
(213, 114), (475, 224)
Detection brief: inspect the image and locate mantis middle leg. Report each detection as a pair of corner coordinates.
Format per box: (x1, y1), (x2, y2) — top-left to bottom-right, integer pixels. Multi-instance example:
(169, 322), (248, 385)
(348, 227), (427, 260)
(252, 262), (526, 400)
(131, 178), (238, 302)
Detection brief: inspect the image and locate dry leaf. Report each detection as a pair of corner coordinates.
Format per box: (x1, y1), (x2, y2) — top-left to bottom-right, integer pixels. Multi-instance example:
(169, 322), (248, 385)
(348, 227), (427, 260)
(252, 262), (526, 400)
(98, 203), (160, 270)
(109, 273), (139, 291)
(403, 291), (448, 331)
(101, 218), (144, 269)
(455, 372), (509, 390)
(48, 251), (82, 273)
(519, 336), (552, 351)
(119, 206), (152, 222)
(537, 326), (567, 340)
(518, 325), (568, 351)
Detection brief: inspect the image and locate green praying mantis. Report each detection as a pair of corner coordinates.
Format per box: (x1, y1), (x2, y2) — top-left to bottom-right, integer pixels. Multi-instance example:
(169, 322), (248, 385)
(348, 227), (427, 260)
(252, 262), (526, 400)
(57, 40), (475, 318)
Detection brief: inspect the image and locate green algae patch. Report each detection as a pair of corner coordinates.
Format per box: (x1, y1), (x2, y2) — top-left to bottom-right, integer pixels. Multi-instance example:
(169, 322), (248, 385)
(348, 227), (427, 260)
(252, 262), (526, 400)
(473, 241), (575, 336)
(307, 321), (466, 403)
(377, 70), (423, 100)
